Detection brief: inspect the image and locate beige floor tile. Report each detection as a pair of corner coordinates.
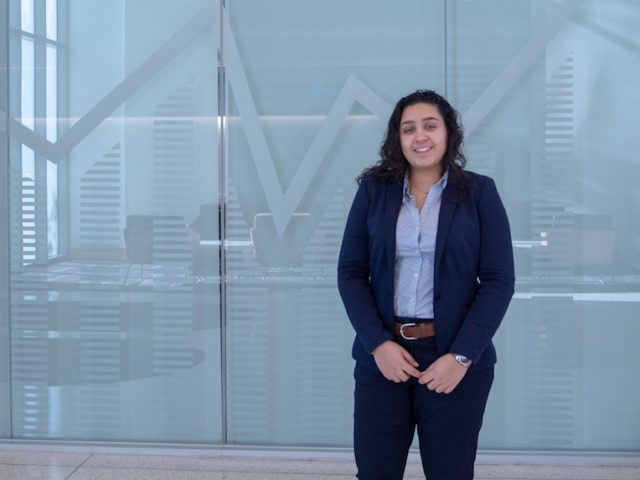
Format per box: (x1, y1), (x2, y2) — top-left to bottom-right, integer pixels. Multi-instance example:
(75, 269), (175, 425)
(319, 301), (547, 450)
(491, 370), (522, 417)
(1, 447), (638, 480)
(475, 464), (640, 480)
(85, 454), (357, 474)
(220, 474), (355, 480)
(69, 467), (356, 480)
(0, 464), (76, 480)
(0, 450), (90, 466)
(74, 457), (640, 479)
(68, 468), (223, 480)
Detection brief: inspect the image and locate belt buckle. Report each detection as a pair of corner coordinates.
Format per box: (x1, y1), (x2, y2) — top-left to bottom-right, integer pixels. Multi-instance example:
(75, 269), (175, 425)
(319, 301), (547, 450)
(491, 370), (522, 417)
(399, 322), (417, 340)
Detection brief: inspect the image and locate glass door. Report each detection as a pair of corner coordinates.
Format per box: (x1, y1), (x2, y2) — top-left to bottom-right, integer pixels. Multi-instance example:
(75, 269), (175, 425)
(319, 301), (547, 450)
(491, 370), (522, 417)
(4, 0), (223, 443)
(224, 0), (446, 446)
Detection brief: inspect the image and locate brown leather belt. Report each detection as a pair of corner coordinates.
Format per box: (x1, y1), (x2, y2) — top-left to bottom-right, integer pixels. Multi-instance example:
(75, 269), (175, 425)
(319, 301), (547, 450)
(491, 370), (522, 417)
(394, 321), (436, 340)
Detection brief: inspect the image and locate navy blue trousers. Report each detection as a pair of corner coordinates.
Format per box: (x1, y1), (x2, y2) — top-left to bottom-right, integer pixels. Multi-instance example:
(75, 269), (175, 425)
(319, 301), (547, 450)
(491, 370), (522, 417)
(353, 337), (494, 480)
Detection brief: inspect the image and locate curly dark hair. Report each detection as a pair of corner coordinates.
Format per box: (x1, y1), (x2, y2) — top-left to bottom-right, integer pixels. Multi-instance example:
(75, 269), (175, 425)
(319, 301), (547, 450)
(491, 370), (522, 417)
(358, 90), (467, 190)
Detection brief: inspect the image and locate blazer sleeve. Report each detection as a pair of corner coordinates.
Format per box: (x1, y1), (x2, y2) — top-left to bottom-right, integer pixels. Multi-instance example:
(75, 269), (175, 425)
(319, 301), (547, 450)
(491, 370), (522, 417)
(337, 180), (394, 354)
(449, 177), (515, 364)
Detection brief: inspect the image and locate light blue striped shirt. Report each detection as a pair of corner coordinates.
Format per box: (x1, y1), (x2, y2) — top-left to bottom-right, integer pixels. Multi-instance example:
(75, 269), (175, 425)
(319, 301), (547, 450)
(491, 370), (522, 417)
(394, 170), (448, 318)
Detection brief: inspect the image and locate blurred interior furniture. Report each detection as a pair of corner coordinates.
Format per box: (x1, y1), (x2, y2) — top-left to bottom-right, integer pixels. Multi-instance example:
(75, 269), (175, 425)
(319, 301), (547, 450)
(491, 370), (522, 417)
(570, 213), (615, 266)
(190, 204), (218, 278)
(123, 215), (155, 285)
(250, 212), (312, 268)
(190, 203), (217, 241)
(124, 214), (191, 284)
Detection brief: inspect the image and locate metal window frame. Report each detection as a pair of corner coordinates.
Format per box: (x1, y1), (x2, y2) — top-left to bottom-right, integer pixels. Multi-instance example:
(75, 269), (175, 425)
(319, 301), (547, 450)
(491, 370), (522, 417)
(0, 0), (14, 442)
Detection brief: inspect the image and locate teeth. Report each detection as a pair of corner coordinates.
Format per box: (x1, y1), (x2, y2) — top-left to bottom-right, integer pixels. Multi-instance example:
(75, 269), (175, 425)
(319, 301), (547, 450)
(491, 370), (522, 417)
(414, 147), (431, 153)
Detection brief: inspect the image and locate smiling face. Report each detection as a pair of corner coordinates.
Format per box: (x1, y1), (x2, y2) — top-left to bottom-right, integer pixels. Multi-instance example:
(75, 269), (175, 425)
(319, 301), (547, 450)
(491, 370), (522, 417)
(399, 102), (448, 177)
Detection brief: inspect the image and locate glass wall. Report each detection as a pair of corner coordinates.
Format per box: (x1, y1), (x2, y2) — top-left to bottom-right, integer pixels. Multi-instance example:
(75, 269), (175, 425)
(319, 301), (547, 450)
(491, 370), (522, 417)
(447, 0), (640, 450)
(224, 0), (444, 446)
(1, 0), (639, 452)
(3, 0), (222, 442)
(1, 0), (11, 439)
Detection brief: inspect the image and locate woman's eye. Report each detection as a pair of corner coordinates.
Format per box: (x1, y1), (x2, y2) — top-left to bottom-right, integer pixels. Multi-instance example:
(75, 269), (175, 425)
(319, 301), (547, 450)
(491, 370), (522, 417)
(402, 129), (414, 135)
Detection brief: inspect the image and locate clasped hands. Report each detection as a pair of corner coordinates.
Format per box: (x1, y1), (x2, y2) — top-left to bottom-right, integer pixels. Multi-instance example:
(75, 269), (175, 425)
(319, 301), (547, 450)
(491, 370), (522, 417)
(371, 340), (468, 394)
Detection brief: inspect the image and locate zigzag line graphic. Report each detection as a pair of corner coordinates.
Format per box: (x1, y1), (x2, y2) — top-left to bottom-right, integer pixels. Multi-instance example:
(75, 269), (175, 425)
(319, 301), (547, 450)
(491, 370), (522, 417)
(0, 0), (585, 235)
(0, 8), (213, 161)
(222, 0), (584, 234)
(223, 3), (391, 233)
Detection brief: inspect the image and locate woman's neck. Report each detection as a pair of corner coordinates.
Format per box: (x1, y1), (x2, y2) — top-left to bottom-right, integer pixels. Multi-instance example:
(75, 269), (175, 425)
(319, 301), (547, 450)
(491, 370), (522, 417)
(408, 167), (443, 193)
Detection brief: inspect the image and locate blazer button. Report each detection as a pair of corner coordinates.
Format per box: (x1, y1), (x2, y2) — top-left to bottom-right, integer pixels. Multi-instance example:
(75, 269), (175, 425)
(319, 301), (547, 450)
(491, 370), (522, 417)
(435, 292), (441, 301)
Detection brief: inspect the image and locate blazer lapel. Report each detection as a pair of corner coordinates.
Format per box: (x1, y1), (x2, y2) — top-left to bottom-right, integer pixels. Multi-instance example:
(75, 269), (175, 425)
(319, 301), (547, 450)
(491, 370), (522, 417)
(434, 183), (459, 272)
(385, 182), (403, 279)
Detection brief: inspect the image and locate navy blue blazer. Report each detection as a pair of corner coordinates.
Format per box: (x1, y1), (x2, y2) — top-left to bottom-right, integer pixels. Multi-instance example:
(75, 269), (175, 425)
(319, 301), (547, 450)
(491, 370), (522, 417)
(337, 170), (515, 372)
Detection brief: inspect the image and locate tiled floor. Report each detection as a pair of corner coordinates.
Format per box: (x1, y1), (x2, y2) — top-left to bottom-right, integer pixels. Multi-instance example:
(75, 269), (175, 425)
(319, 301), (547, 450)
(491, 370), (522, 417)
(0, 446), (639, 479)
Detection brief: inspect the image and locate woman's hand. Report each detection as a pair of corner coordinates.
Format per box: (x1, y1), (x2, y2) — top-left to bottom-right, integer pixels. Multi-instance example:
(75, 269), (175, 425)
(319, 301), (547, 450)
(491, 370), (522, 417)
(418, 354), (468, 394)
(372, 340), (421, 383)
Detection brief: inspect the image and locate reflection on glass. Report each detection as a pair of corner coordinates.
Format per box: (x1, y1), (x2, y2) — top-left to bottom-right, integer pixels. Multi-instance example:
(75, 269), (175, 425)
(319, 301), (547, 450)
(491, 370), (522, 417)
(8, 0), (223, 444)
(46, 0), (57, 41)
(449, 0), (640, 451)
(20, 38), (34, 129)
(46, 45), (57, 142)
(21, 145), (34, 180)
(20, 0), (34, 33)
(225, 0), (445, 446)
(46, 160), (58, 257)
(19, 146), (36, 263)
(2, 0), (639, 453)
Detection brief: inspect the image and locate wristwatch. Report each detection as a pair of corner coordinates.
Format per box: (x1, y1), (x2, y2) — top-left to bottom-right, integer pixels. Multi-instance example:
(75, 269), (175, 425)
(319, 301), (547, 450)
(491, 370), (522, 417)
(454, 354), (472, 368)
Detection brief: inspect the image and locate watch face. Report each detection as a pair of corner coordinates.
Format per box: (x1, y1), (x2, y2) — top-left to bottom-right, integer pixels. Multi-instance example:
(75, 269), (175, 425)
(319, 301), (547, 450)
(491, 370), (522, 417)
(455, 354), (471, 367)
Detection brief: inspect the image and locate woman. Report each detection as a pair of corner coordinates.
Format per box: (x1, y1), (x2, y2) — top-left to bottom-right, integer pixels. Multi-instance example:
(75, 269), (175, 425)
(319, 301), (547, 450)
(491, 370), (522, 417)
(337, 90), (515, 480)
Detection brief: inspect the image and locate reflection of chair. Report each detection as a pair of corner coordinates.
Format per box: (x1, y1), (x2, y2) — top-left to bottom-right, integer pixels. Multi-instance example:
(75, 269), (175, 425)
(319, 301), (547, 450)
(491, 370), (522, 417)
(570, 213), (615, 266)
(189, 204), (218, 279)
(192, 243), (218, 279)
(189, 203), (217, 241)
(123, 215), (155, 285)
(249, 213), (312, 267)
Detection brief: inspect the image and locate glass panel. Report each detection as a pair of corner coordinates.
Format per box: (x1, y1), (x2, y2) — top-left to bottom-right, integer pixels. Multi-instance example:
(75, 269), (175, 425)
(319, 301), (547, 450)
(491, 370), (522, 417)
(1, 0), (11, 439)
(9, 0), (222, 442)
(20, 0), (34, 33)
(46, 45), (56, 142)
(20, 37), (34, 129)
(18, 145), (37, 263)
(448, 0), (640, 451)
(21, 144), (34, 179)
(225, 0), (445, 446)
(46, 160), (58, 257)
(2, 0), (637, 453)
(46, 0), (57, 41)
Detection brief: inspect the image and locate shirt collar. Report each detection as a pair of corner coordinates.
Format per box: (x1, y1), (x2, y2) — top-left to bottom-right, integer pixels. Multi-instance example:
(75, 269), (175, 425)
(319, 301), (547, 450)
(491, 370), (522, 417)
(403, 169), (449, 199)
